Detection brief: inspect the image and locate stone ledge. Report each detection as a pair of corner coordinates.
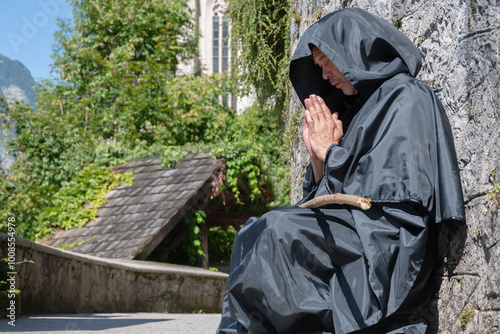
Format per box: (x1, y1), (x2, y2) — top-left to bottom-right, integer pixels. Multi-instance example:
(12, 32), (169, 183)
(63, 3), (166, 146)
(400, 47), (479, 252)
(6, 234), (227, 279)
(0, 233), (228, 315)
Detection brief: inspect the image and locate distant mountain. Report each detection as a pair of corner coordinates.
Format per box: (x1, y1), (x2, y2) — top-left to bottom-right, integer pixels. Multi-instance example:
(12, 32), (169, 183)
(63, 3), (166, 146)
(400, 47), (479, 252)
(0, 54), (36, 107)
(0, 54), (37, 172)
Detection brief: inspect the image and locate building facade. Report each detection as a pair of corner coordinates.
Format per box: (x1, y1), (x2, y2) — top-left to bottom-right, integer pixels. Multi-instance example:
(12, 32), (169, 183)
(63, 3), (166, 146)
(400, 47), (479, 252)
(180, 0), (252, 113)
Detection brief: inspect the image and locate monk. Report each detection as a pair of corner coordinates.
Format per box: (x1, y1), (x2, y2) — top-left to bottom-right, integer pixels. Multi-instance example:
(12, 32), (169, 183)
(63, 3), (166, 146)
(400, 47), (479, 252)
(217, 8), (465, 334)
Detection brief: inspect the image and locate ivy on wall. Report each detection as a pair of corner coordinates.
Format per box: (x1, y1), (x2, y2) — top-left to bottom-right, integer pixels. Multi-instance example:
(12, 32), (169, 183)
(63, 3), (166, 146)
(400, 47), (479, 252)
(226, 0), (291, 110)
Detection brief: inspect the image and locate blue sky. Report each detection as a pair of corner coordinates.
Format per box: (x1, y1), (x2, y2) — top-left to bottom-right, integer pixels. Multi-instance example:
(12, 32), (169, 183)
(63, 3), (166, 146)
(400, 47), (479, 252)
(0, 0), (73, 81)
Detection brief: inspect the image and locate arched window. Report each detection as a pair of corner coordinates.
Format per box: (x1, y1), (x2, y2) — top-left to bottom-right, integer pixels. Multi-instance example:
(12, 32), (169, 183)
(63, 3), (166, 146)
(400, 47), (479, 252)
(212, 0), (235, 107)
(199, 0), (236, 108)
(212, 0), (230, 74)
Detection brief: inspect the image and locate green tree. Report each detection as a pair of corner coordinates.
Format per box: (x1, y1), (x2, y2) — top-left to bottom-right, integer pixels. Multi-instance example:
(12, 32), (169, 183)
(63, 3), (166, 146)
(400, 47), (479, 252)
(49, 0), (197, 146)
(0, 0), (290, 242)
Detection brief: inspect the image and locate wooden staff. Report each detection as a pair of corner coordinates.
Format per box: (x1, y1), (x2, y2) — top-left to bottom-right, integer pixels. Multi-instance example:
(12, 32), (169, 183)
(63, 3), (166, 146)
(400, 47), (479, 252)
(299, 194), (371, 210)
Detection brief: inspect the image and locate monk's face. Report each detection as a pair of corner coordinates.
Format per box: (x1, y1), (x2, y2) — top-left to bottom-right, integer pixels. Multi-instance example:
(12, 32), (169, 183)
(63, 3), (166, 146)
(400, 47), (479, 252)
(312, 47), (357, 96)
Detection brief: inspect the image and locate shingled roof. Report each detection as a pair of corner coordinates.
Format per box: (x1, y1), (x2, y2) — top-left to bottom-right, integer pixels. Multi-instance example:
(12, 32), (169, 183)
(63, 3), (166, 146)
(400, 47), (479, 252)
(40, 153), (224, 260)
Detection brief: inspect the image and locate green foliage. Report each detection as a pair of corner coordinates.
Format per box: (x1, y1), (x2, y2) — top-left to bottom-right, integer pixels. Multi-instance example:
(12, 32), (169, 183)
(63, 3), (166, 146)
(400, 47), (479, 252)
(226, 0), (290, 109)
(154, 74), (236, 146)
(1, 0), (203, 240)
(0, 258), (34, 290)
(489, 183), (500, 201)
(0, 164), (132, 240)
(4, 92), (94, 187)
(49, 0), (197, 146)
(193, 309), (206, 314)
(220, 0), (291, 217)
(169, 223), (239, 266)
(161, 103), (290, 209)
(0, 170), (55, 240)
(56, 237), (95, 250)
(487, 171), (499, 212)
(208, 226), (238, 264)
(0, 0), (290, 254)
(391, 16), (401, 30)
(487, 183), (500, 213)
(183, 209), (207, 265)
(38, 165), (133, 230)
(0, 258), (7, 290)
(460, 307), (475, 330)
(234, 106), (289, 207)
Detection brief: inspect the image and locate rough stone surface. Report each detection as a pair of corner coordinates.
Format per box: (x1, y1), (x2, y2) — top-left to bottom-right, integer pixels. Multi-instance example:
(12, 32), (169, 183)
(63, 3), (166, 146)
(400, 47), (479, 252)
(289, 1), (500, 333)
(0, 233), (228, 316)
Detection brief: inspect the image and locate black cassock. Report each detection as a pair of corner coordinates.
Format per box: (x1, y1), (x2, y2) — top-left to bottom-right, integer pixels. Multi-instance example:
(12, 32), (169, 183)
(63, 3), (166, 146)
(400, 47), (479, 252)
(217, 8), (465, 334)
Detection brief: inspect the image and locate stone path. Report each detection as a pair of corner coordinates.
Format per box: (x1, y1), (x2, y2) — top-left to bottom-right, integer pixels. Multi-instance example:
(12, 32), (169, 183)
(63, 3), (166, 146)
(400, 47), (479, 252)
(0, 313), (221, 333)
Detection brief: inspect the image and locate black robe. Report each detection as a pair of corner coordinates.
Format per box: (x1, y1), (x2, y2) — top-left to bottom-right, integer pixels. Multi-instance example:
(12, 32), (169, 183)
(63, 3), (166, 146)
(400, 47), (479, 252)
(217, 8), (465, 334)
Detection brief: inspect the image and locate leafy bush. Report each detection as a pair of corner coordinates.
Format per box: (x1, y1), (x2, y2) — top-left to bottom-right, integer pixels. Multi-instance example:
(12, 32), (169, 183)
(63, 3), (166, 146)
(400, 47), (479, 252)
(38, 165), (133, 231)
(0, 0), (290, 245)
(0, 164), (132, 240)
(208, 226), (239, 265)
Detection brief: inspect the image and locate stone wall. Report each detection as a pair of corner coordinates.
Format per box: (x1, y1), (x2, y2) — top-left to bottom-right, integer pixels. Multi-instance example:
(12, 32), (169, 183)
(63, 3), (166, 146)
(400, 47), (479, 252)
(0, 233), (228, 315)
(288, 1), (500, 333)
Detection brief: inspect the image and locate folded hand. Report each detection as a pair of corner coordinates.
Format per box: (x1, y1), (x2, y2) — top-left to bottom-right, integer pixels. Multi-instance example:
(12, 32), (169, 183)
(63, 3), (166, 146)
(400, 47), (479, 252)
(303, 94), (343, 162)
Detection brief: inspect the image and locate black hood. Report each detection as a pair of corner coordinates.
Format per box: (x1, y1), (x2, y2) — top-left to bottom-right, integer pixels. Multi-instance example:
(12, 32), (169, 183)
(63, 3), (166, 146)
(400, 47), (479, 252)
(290, 8), (422, 113)
(294, 8), (465, 227)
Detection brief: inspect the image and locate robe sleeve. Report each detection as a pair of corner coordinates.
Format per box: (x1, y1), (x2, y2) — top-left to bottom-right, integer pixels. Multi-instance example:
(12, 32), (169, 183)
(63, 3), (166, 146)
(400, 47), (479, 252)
(318, 76), (465, 225)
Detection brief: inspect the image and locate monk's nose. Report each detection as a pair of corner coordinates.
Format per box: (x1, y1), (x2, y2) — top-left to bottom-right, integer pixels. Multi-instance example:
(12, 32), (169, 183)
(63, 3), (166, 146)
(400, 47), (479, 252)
(322, 69), (332, 80)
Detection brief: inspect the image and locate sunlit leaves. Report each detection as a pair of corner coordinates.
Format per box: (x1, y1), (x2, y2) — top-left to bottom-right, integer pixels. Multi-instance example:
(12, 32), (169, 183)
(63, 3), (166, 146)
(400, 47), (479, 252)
(0, 0), (197, 240)
(227, 0), (290, 108)
(0, 0), (291, 244)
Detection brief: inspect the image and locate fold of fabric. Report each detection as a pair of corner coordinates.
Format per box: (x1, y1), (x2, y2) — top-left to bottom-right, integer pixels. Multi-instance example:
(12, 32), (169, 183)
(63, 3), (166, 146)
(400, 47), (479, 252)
(217, 203), (434, 333)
